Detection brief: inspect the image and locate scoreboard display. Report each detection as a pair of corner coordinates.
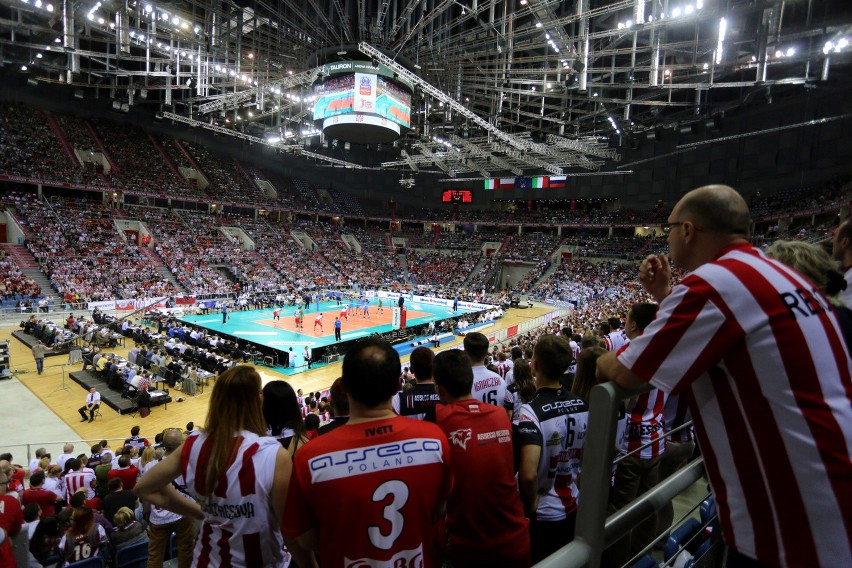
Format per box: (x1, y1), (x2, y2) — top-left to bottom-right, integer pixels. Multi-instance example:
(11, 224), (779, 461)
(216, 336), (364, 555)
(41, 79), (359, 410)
(442, 189), (473, 203)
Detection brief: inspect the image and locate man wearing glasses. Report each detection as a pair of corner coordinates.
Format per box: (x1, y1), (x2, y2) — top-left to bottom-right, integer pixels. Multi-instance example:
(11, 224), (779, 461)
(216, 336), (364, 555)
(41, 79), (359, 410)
(597, 185), (852, 568)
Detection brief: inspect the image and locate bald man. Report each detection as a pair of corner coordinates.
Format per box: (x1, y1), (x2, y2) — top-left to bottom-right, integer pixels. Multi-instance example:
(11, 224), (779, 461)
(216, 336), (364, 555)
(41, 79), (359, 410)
(597, 185), (852, 568)
(831, 218), (852, 306)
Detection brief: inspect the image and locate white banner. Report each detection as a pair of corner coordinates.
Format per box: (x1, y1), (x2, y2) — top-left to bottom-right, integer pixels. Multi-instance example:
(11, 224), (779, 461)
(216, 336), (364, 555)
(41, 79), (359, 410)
(392, 307), (401, 330)
(87, 300), (116, 311)
(354, 72), (377, 113)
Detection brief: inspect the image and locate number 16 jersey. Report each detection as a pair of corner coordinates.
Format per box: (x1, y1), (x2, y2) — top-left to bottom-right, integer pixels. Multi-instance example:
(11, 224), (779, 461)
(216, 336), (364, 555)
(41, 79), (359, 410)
(282, 416), (452, 568)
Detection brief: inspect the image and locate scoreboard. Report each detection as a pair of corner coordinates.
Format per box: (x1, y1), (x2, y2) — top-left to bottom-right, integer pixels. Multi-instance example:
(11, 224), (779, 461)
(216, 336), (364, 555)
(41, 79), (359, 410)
(441, 189), (473, 203)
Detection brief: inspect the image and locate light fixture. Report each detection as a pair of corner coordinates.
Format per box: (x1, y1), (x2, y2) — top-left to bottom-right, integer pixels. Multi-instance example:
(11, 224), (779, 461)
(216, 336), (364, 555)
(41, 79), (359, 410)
(786, 47), (795, 57)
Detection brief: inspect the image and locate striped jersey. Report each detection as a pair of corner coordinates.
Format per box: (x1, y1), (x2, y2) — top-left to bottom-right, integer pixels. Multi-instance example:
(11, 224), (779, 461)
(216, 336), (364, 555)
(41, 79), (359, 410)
(663, 394), (693, 443)
(516, 387), (589, 521)
(617, 243), (852, 567)
(180, 431), (283, 568)
(64, 468), (96, 501)
(604, 330), (628, 352)
(621, 388), (667, 459)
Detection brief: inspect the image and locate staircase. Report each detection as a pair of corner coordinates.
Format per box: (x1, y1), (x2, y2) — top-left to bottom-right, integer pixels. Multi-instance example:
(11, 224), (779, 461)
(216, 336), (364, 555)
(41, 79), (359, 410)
(174, 141), (205, 177)
(22, 268), (58, 296)
(496, 234), (512, 255)
(397, 253), (410, 284)
(0, 244), (39, 269)
(84, 119), (120, 172)
(461, 255), (488, 288)
(45, 112), (80, 167)
(530, 261), (560, 292)
(139, 247), (187, 293)
(148, 133), (184, 180)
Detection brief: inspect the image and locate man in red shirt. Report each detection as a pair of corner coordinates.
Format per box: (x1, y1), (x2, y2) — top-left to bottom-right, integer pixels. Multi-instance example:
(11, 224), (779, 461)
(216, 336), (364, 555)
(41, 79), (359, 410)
(21, 471), (61, 517)
(107, 455), (140, 491)
(0, 470), (23, 568)
(282, 337), (452, 568)
(432, 349), (530, 568)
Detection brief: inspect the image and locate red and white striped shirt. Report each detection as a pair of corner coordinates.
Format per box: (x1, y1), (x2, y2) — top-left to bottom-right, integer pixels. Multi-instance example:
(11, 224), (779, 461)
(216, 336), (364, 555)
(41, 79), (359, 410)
(180, 431), (283, 568)
(663, 394), (693, 443)
(617, 243), (852, 568)
(64, 468), (96, 501)
(621, 388), (667, 459)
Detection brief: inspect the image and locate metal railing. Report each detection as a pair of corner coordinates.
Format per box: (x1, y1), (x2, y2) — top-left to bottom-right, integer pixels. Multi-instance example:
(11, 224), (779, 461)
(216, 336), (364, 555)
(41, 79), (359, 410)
(535, 382), (715, 568)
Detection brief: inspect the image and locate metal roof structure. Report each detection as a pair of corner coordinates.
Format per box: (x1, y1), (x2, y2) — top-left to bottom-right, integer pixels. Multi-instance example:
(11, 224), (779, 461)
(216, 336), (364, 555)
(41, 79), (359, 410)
(2, 0), (851, 177)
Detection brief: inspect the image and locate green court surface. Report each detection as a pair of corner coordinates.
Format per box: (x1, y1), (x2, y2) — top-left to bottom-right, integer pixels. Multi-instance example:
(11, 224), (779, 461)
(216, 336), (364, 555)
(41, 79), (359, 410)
(177, 298), (478, 375)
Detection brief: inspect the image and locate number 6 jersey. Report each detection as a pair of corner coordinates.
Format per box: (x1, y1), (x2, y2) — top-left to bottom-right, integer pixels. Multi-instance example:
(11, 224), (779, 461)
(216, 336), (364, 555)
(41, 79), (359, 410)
(517, 387), (589, 521)
(282, 416), (452, 568)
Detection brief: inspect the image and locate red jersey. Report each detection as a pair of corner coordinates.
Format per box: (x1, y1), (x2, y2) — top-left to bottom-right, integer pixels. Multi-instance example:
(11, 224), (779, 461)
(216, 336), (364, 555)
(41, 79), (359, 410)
(107, 465), (140, 490)
(435, 399), (530, 567)
(22, 488), (58, 517)
(282, 417), (452, 568)
(618, 243), (852, 567)
(0, 494), (23, 568)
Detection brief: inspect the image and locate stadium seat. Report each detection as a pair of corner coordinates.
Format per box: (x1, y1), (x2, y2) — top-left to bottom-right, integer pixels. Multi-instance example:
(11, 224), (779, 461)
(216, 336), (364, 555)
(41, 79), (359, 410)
(664, 518), (702, 562)
(631, 555), (659, 568)
(65, 557), (105, 568)
(115, 540), (149, 568)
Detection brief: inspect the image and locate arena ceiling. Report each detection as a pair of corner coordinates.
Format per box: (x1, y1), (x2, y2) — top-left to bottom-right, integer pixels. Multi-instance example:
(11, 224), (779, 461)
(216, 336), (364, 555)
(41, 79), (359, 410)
(1, 0), (851, 178)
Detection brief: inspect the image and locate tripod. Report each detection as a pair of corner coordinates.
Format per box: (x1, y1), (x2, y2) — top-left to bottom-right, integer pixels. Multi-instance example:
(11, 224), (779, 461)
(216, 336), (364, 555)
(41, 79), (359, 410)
(50, 363), (74, 396)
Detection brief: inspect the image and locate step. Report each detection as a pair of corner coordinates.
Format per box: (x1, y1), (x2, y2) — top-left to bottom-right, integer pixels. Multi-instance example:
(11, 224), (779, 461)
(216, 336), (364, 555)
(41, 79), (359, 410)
(155, 266), (187, 294)
(0, 244), (39, 269)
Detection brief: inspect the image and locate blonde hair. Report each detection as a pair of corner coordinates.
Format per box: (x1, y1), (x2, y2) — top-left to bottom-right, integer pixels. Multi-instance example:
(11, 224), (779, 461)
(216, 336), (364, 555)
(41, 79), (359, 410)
(38, 456), (50, 470)
(139, 446), (155, 468)
(201, 365), (266, 496)
(765, 240), (846, 306)
(112, 507), (135, 527)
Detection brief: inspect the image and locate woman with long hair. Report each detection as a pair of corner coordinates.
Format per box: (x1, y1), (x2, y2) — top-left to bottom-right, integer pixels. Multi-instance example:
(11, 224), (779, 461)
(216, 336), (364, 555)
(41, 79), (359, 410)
(134, 365), (312, 568)
(137, 445), (157, 475)
(504, 358), (536, 424)
(58, 507), (108, 564)
(571, 346), (607, 399)
(262, 380), (308, 456)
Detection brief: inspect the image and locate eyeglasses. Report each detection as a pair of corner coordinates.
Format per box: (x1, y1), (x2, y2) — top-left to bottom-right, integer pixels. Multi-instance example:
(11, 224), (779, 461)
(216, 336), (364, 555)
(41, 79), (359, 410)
(663, 221), (686, 232)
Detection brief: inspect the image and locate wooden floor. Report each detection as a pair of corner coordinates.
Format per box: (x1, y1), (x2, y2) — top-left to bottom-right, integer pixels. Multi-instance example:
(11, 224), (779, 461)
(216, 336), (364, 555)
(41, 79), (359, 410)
(1, 306), (549, 443)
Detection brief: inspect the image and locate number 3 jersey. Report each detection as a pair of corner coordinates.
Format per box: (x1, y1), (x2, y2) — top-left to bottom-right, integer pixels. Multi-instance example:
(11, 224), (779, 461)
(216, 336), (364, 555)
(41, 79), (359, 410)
(282, 416), (452, 568)
(517, 387), (589, 521)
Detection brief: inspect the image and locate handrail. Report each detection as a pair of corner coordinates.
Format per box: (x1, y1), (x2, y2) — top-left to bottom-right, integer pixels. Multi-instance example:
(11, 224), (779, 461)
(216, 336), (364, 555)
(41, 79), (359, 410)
(534, 381), (706, 568)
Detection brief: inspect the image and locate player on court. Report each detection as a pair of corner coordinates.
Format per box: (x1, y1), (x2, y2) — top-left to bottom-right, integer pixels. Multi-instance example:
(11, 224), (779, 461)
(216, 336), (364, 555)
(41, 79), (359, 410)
(339, 306), (348, 322)
(377, 297), (384, 314)
(362, 298), (370, 320)
(297, 307), (304, 330)
(272, 307), (281, 321)
(313, 313), (323, 332)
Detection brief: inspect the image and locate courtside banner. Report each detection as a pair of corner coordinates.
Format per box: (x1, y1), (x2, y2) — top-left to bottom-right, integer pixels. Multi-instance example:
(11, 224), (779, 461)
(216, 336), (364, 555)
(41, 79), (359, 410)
(87, 300), (116, 311)
(116, 299), (135, 311)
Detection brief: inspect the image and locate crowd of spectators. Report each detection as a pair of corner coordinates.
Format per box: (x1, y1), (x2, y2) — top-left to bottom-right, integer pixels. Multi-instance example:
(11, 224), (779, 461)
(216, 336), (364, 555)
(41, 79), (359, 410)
(0, 248), (40, 300)
(0, 104), (104, 188)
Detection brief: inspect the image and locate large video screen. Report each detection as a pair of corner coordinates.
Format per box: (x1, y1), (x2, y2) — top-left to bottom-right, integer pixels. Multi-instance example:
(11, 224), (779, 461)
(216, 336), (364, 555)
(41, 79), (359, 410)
(313, 73), (411, 129)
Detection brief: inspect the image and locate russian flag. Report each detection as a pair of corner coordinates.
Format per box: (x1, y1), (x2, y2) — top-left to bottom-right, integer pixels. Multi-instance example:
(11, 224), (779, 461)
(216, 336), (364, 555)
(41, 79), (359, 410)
(549, 176), (567, 188)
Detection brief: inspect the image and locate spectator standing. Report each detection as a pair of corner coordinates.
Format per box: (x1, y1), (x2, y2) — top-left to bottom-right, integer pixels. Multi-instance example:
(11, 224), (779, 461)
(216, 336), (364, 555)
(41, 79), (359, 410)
(31, 340), (51, 375)
(432, 349), (530, 567)
(518, 334), (589, 563)
(0, 470), (24, 568)
(282, 338), (451, 568)
(597, 185), (852, 568)
(392, 347), (441, 421)
(135, 367), (308, 568)
(832, 219), (852, 306)
(463, 332), (507, 407)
